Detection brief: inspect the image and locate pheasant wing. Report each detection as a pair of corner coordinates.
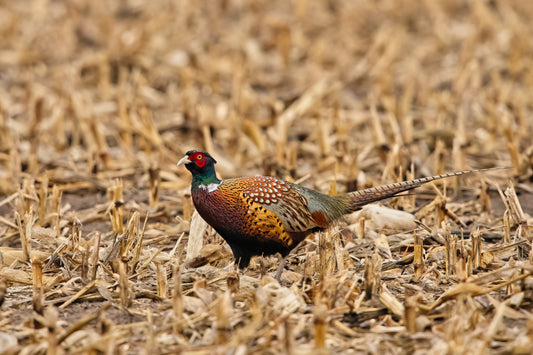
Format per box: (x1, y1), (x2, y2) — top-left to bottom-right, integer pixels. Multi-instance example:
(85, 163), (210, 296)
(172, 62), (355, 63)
(236, 176), (319, 233)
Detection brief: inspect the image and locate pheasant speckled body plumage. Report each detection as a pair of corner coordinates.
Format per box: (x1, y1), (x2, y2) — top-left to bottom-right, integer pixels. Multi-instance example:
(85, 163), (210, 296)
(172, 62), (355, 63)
(179, 150), (500, 273)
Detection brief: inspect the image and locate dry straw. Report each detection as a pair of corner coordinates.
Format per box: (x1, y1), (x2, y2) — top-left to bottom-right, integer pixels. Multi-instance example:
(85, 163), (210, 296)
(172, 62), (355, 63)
(0, 0), (532, 353)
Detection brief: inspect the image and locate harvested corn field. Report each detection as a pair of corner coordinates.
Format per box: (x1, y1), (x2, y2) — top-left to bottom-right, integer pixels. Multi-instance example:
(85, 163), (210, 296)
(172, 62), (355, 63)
(0, 0), (533, 354)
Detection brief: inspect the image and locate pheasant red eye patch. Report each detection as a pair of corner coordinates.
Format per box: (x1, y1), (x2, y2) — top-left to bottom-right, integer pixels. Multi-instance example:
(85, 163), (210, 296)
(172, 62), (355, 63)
(191, 153), (206, 167)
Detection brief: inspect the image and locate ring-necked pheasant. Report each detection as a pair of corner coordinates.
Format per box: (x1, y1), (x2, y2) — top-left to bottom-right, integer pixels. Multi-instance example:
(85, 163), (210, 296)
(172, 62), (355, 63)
(179, 150), (501, 278)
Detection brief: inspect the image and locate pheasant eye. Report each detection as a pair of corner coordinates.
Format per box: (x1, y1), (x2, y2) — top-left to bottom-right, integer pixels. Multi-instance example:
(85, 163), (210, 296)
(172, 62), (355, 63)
(196, 154), (203, 160)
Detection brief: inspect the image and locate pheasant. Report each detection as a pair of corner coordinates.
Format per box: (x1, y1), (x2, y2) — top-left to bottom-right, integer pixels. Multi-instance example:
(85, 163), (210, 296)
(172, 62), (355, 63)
(179, 150), (500, 278)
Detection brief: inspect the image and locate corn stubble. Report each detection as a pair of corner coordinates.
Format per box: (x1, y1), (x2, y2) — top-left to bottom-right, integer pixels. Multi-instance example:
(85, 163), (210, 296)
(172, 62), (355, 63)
(0, 0), (531, 354)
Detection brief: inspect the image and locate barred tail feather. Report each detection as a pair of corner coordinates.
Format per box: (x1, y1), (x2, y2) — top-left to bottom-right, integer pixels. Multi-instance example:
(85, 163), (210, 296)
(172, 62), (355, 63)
(346, 167), (506, 213)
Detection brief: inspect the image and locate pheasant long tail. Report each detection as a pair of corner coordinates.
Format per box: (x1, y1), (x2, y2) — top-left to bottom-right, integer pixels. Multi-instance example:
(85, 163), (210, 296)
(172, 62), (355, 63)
(346, 168), (504, 213)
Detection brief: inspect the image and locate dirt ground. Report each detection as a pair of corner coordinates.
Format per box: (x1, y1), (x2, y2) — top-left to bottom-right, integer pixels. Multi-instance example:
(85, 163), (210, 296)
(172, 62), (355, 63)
(1, 0), (533, 354)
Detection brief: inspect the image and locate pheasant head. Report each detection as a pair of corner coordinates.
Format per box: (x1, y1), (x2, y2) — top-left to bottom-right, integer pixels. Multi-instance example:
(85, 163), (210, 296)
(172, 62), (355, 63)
(178, 150), (220, 189)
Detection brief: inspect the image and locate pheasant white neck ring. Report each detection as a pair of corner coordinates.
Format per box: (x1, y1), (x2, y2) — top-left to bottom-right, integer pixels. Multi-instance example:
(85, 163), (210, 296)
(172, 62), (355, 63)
(199, 182), (222, 192)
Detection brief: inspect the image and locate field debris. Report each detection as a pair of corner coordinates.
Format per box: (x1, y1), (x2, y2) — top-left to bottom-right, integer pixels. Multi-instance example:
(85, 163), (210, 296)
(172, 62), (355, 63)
(0, 0), (532, 354)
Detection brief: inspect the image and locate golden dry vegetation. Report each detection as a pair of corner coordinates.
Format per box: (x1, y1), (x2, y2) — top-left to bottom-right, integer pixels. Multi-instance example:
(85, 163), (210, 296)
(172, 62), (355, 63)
(0, 0), (533, 354)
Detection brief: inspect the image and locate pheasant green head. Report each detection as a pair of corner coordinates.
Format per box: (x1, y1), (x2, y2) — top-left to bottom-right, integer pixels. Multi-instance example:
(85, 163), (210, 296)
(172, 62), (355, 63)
(178, 150), (220, 188)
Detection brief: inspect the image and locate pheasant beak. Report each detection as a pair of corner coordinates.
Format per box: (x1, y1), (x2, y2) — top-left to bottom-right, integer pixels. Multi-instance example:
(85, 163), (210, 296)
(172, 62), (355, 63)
(177, 155), (192, 166)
